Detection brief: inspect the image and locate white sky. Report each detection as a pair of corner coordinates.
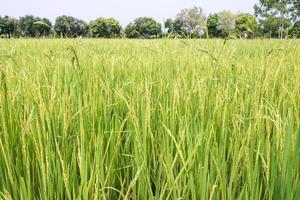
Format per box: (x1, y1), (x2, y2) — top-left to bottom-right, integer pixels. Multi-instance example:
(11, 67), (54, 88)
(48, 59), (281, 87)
(0, 0), (258, 26)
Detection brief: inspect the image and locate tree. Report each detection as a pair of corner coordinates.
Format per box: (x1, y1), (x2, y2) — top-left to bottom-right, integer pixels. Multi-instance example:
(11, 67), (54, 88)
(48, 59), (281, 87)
(175, 6), (206, 38)
(0, 16), (17, 37)
(54, 15), (88, 37)
(254, 0), (299, 38)
(257, 16), (291, 38)
(164, 18), (187, 38)
(217, 10), (237, 38)
(124, 23), (141, 38)
(125, 17), (162, 39)
(207, 11), (238, 38)
(289, 20), (300, 38)
(89, 18), (122, 38)
(18, 15), (35, 37)
(18, 15), (52, 37)
(235, 13), (258, 38)
(33, 18), (52, 37)
(207, 14), (222, 38)
(164, 18), (173, 32)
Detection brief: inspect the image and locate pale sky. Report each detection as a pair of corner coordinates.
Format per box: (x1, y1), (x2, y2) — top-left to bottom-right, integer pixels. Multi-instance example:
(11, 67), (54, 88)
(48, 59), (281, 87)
(0, 0), (258, 26)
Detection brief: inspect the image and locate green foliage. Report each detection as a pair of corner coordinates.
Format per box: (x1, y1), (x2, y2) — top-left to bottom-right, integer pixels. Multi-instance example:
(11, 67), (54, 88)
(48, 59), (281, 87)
(18, 15), (52, 37)
(124, 24), (141, 38)
(289, 20), (300, 38)
(0, 39), (299, 199)
(89, 18), (122, 38)
(54, 15), (88, 38)
(175, 6), (206, 38)
(0, 16), (17, 37)
(0, 2), (299, 39)
(125, 17), (162, 39)
(217, 10), (237, 38)
(164, 18), (188, 38)
(235, 13), (258, 38)
(254, 0), (299, 19)
(207, 11), (237, 39)
(258, 16), (291, 38)
(254, 0), (299, 38)
(207, 14), (222, 38)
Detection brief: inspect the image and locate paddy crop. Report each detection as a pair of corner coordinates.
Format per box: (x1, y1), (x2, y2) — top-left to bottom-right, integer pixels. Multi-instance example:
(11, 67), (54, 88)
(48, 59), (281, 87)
(0, 39), (299, 199)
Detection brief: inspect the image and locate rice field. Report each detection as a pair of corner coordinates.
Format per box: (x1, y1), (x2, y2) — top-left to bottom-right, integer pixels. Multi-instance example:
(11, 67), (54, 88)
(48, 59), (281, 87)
(0, 39), (299, 199)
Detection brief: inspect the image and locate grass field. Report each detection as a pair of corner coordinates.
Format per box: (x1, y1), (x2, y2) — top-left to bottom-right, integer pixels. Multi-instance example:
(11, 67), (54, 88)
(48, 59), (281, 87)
(0, 39), (299, 199)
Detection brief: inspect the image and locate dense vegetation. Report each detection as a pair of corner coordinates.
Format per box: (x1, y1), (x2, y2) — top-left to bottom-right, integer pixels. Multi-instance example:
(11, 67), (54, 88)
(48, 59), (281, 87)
(0, 1), (299, 38)
(0, 0), (299, 199)
(0, 39), (299, 199)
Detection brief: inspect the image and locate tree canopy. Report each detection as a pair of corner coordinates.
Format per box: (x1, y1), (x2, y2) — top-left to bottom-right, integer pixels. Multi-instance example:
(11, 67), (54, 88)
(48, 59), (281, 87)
(236, 13), (258, 38)
(217, 10), (237, 38)
(289, 20), (300, 38)
(175, 6), (207, 38)
(0, 3), (299, 39)
(164, 18), (187, 38)
(89, 18), (122, 38)
(206, 11), (239, 38)
(54, 15), (88, 37)
(254, 0), (299, 38)
(207, 14), (222, 38)
(0, 16), (16, 37)
(164, 6), (207, 38)
(125, 17), (162, 39)
(18, 15), (52, 37)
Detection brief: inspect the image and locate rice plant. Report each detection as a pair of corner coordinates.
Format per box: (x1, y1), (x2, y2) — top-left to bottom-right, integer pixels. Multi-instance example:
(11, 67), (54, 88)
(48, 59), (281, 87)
(0, 39), (299, 199)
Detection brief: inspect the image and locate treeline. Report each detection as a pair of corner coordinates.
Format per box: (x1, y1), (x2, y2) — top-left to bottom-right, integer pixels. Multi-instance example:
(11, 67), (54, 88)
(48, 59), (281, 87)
(1, 1), (299, 39)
